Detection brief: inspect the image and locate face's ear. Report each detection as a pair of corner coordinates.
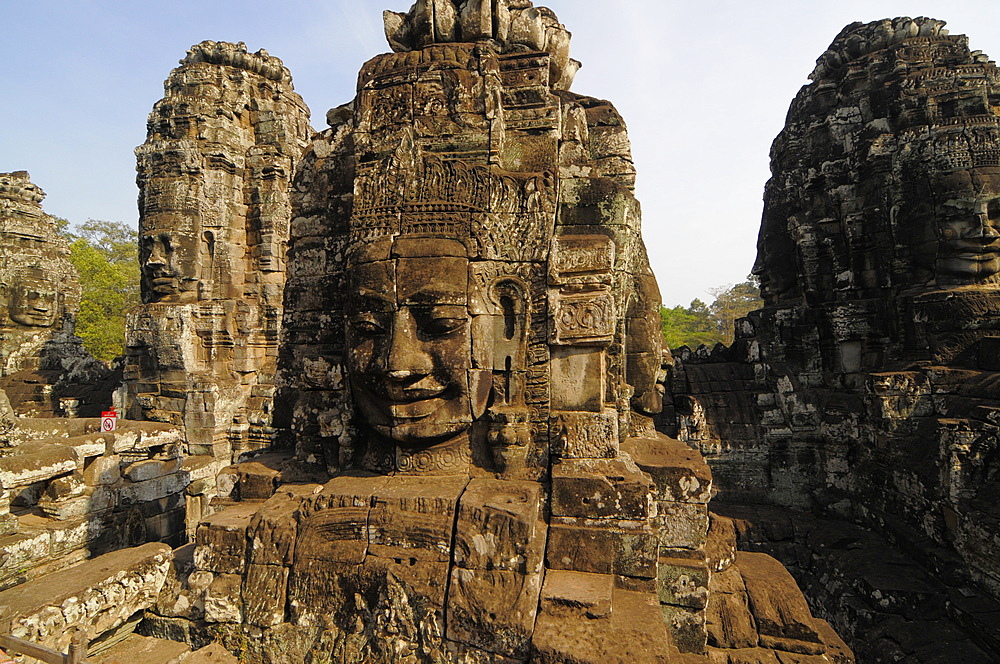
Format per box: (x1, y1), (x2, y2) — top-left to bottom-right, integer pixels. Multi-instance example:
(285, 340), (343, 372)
(488, 278), (529, 372)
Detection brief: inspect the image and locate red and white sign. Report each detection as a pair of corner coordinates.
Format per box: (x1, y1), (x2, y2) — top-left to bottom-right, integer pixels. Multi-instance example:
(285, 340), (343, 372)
(101, 410), (118, 432)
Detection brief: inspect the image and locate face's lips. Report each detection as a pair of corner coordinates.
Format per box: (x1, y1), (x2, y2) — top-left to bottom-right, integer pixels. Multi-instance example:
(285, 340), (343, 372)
(388, 396), (448, 420)
(943, 244), (1000, 259)
(151, 276), (178, 291)
(356, 376), (454, 421)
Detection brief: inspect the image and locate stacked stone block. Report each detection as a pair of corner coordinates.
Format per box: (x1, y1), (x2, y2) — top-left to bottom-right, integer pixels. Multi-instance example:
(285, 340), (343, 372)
(0, 418), (221, 590)
(668, 17), (1000, 660)
(135, 2), (855, 662)
(127, 41), (311, 460)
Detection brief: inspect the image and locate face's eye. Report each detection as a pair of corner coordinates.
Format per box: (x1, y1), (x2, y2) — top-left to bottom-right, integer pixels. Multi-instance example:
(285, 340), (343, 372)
(349, 314), (388, 336)
(413, 305), (468, 335)
(423, 317), (467, 335)
(988, 199), (1000, 222)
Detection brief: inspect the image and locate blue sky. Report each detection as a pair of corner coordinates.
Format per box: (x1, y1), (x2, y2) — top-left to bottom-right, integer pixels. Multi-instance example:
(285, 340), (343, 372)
(3, 0), (1000, 305)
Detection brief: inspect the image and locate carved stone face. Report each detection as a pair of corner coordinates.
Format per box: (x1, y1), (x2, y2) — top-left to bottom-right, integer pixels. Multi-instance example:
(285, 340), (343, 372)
(346, 246), (491, 445)
(140, 231), (199, 301)
(902, 168), (1000, 285)
(9, 269), (58, 327)
(933, 170), (1000, 282)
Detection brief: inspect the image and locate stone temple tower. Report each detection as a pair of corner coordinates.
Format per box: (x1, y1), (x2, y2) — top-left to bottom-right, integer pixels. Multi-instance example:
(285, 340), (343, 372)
(182, 1), (852, 661)
(127, 41), (312, 459)
(0, 172), (82, 375)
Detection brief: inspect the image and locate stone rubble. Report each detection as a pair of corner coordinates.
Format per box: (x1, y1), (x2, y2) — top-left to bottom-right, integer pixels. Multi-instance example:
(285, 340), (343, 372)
(0, 417), (216, 591)
(0, 542), (172, 655)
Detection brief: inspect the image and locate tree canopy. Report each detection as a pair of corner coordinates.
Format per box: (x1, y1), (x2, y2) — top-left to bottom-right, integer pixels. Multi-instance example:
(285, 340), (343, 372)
(64, 220), (140, 363)
(661, 277), (762, 350)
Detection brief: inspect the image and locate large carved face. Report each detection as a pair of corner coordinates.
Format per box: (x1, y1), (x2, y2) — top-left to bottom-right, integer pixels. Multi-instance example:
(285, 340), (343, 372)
(9, 268), (58, 327)
(346, 241), (491, 445)
(933, 169), (1000, 282)
(901, 168), (1000, 285)
(140, 231), (200, 301)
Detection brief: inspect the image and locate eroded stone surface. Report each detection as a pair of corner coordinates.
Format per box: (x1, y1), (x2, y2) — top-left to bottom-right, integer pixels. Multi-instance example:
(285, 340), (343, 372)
(121, 2), (854, 662)
(0, 542), (171, 653)
(126, 40), (312, 460)
(666, 17), (1000, 660)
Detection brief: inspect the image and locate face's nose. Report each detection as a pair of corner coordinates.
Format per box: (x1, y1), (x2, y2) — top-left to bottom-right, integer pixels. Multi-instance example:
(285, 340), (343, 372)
(968, 202), (1000, 239)
(146, 240), (167, 266)
(383, 308), (433, 379)
(980, 214), (1000, 239)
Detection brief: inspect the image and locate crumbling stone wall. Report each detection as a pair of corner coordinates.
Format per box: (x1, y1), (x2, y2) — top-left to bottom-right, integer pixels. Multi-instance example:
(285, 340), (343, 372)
(126, 41), (312, 461)
(669, 17), (1000, 659)
(0, 417), (197, 589)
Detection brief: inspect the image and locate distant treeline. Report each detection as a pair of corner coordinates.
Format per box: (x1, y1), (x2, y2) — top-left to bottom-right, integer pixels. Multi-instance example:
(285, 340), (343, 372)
(661, 277), (762, 350)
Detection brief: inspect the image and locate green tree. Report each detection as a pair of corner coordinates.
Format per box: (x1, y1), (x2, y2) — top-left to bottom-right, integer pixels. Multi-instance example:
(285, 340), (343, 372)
(660, 299), (724, 349)
(707, 277), (762, 345)
(65, 220), (140, 363)
(661, 277), (763, 350)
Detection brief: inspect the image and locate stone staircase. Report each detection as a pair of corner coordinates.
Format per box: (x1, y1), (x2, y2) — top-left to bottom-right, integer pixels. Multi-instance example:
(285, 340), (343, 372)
(0, 539), (238, 664)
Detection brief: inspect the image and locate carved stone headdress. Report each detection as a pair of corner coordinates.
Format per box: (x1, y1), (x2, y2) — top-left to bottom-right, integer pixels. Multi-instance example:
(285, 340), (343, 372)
(349, 131), (556, 262)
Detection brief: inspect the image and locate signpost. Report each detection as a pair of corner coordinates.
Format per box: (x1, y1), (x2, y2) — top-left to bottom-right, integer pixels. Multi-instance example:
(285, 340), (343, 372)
(101, 409), (117, 432)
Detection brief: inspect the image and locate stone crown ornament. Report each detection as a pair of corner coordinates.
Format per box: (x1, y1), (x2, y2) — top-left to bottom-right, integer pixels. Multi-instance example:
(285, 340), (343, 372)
(383, 0), (579, 89)
(0, 172), (46, 206)
(350, 132), (555, 257)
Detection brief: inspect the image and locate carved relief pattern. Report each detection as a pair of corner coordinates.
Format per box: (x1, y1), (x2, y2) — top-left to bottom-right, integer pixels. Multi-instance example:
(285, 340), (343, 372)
(550, 291), (615, 345)
(216, 2), (862, 662)
(351, 147), (554, 262)
(396, 443), (473, 475)
(127, 41), (311, 458)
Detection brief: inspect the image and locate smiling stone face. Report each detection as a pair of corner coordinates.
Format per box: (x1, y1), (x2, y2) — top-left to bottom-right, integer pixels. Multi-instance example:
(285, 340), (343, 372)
(346, 239), (491, 446)
(933, 169), (1000, 283)
(139, 231), (200, 302)
(9, 267), (59, 327)
(898, 167), (1000, 286)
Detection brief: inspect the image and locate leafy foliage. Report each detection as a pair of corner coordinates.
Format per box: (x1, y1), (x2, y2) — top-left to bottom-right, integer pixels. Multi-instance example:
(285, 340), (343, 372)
(660, 299), (723, 349)
(65, 220), (140, 363)
(707, 278), (763, 345)
(661, 277), (763, 349)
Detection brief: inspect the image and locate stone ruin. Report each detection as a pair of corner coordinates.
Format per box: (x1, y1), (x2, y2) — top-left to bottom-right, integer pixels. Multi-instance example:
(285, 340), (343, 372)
(0, 2), (858, 664)
(0, 172), (79, 374)
(669, 17), (1000, 662)
(114, 2), (851, 663)
(127, 40), (312, 461)
(0, 171), (111, 417)
(25, 5), (1000, 664)
(0, 178), (198, 659)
